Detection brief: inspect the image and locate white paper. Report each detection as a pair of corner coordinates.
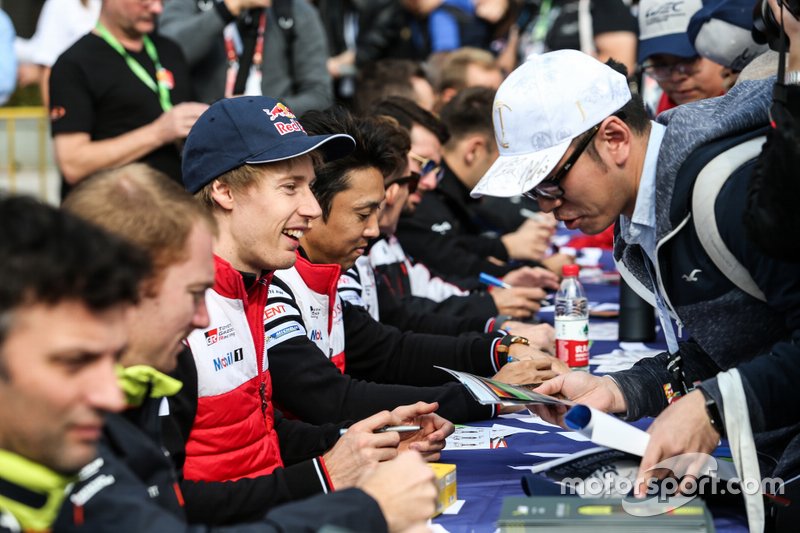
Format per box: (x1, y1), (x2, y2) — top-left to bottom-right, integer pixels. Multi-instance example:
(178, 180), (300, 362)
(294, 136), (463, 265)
(555, 431), (591, 442)
(590, 302), (620, 312)
(491, 424), (549, 438)
(521, 446), (610, 474)
(588, 321), (619, 341)
(565, 405), (650, 456)
(441, 499), (465, 515)
(445, 426), (491, 450)
(590, 344), (663, 372)
(524, 452), (570, 458)
(517, 412), (563, 429)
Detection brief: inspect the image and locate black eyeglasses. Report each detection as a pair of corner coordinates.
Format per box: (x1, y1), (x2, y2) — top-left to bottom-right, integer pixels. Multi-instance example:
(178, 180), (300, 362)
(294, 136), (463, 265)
(523, 125), (600, 201)
(640, 56), (701, 81)
(386, 171), (420, 194)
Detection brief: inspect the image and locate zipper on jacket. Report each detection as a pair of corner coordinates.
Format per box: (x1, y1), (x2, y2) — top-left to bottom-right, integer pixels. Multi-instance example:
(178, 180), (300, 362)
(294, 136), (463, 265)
(654, 215), (691, 329)
(259, 380), (268, 418)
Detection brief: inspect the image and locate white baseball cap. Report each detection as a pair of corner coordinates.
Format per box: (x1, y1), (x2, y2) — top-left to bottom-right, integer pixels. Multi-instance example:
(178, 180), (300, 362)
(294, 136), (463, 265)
(470, 50), (631, 199)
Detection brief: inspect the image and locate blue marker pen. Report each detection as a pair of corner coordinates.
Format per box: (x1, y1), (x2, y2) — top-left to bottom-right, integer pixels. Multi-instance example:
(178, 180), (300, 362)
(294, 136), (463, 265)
(479, 272), (512, 289)
(480, 272), (552, 307)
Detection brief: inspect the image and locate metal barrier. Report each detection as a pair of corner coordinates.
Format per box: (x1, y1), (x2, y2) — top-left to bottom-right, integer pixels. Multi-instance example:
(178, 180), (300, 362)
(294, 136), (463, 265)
(0, 106), (50, 199)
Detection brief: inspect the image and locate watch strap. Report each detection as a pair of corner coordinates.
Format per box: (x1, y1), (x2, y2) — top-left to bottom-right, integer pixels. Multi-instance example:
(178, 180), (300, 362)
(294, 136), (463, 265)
(700, 389), (725, 437)
(496, 334), (530, 354)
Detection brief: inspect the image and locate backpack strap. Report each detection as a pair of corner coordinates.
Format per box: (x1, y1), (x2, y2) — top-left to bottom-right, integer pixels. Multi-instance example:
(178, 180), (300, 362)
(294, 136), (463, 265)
(272, 0), (295, 87)
(692, 135), (767, 302)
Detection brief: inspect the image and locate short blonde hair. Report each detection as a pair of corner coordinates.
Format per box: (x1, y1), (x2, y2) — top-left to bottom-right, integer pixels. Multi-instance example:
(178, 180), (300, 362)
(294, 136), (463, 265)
(63, 164), (216, 295)
(195, 155), (321, 210)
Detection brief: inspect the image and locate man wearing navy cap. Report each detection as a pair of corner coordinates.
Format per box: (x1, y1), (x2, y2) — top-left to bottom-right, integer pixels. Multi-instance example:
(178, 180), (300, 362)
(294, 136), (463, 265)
(173, 95), (452, 527)
(637, 0), (727, 114)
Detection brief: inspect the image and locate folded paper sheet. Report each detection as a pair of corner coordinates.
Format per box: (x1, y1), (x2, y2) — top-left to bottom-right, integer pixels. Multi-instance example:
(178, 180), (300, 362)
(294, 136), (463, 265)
(435, 366), (574, 406)
(564, 405), (650, 456)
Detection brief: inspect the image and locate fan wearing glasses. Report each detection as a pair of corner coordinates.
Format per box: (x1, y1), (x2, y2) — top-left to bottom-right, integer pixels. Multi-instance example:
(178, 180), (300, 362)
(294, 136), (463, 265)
(369, 97), (448, 215)
(637, 0), (727, 115)
(475, 49), (800, 507)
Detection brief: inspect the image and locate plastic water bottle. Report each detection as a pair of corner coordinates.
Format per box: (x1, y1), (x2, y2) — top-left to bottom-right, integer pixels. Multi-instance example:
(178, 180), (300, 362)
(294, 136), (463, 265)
(555, 264), (589, 368)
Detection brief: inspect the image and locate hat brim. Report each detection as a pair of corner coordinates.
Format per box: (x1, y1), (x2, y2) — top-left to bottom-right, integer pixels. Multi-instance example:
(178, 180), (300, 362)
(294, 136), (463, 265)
(638, 34), (697, 64)
(470, 138), (571, 198)
(246, 133), (355, 166)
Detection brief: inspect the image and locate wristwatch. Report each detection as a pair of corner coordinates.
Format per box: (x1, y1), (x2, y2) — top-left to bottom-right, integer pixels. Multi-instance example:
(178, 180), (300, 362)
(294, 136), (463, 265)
(496, 335), (530, 356)
(785, 70), (800, 86)
(700, 389), (725, 437)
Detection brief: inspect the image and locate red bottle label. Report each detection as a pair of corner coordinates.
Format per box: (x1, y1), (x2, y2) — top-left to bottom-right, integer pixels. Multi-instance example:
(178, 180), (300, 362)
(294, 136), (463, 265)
(556, 339), (590, 367)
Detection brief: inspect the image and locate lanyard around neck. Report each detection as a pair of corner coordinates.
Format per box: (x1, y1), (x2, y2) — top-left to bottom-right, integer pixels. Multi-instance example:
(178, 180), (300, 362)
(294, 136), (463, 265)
(531, 0), (555, 43)
(223, 10), (268, 98)
(95, 22), (173, 112)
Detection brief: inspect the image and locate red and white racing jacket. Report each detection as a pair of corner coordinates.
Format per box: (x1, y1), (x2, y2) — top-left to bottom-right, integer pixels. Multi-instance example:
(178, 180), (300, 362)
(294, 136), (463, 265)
(182, 255), (282, 482)
(369, 234), (469, 302)
(270, 253), (346, 373)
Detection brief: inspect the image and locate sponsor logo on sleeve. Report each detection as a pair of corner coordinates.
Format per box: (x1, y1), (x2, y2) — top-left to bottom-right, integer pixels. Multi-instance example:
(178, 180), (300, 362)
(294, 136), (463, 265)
(264, 303), (287, 320)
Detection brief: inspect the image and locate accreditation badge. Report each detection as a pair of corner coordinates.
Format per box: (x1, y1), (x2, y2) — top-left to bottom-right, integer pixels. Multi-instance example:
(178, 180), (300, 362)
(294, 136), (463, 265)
(156, 68), (175, 90)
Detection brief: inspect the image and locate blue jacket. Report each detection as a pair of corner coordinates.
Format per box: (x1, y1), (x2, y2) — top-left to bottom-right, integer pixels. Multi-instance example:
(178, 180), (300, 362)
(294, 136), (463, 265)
(610, 78), (800, 478)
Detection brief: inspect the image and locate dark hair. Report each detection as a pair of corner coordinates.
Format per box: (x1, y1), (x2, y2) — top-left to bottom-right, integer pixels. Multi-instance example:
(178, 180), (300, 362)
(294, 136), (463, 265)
(605, 59), (649, 135)
(0, 195), (150, 349)
(355, 59), (429, 114)
(370, 97), (450, 144)
(301, 108), (409, 220)
(577, 59), (650, 163)
(439, 86), (496, 145)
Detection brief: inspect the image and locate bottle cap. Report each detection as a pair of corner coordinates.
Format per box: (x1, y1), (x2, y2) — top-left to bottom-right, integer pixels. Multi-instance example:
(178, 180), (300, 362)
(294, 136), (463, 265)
(562, 264), (580, 277)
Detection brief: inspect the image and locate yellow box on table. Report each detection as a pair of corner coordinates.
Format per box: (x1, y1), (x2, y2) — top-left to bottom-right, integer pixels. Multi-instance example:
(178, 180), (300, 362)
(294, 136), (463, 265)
(428, 463), (457, 517)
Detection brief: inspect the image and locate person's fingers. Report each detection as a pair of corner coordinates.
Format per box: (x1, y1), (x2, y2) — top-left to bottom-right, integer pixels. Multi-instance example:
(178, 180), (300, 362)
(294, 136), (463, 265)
(409, 440), (445, 454)
(371, 446), (399, 463)
(391, 401), (437, 422)
(636, 440), (666, 497)
(356, 410), (395, 431)
(532, 370), (557, 382)
(532, 373), (565, 395)
(507, 307), (533, 318)
(527, 403), (567, 426)
(418, 451), (441, 462)
(422, 427), (450, 442)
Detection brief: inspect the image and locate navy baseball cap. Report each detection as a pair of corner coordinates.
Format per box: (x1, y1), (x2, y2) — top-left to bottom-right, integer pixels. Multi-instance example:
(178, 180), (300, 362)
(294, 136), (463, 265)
(687, 0), (768, 71)
(182, 96), (355, 194)
(638, 0), (703, 64)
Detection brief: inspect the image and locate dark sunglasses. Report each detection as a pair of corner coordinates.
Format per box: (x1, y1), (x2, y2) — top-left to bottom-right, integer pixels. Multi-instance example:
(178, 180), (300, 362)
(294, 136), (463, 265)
(523, 125), (600, 201)
(387, 171), (420, 194)
(409, 151), (444, 183)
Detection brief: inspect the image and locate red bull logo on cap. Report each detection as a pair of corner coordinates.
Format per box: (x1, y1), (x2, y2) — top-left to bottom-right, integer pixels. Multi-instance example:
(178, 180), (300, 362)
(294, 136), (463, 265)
(263, 103), (306, 136)
(264, 103), (296, 121)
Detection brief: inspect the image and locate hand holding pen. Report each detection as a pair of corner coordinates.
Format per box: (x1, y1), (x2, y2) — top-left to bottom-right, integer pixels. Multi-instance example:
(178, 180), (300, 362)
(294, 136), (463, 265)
(480, 272), (553, 308)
